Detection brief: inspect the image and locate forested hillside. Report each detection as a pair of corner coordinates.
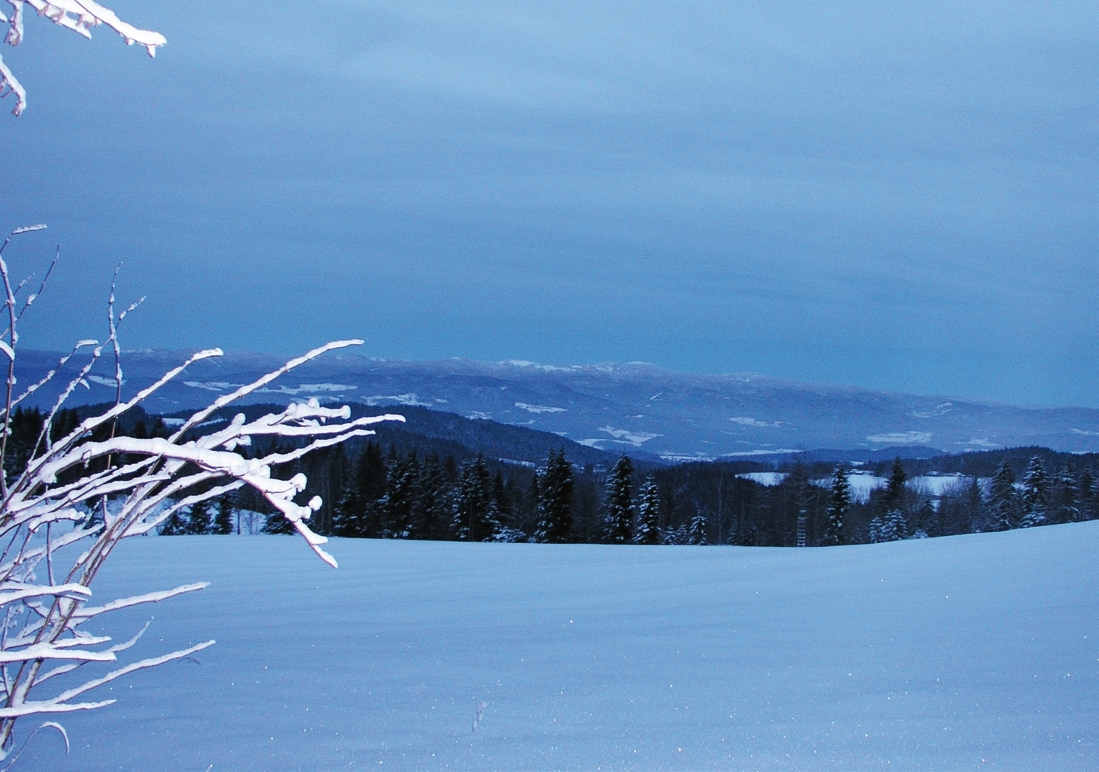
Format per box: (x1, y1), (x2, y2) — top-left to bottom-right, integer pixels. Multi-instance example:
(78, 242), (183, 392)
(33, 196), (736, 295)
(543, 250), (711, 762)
(13, 403), (1095, 548)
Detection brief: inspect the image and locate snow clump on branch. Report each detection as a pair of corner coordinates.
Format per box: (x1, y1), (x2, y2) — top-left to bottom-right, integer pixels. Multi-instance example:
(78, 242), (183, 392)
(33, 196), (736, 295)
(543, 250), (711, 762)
(1, 0), (165, 115)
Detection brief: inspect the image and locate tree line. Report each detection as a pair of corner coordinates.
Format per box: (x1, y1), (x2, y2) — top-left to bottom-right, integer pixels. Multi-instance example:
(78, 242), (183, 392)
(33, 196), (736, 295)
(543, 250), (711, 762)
(164, 440), (1099, 547)
(10, 404), (1097, 546)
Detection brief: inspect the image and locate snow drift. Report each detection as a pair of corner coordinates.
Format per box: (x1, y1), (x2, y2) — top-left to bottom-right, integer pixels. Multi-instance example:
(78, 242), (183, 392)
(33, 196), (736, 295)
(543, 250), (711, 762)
(21, 522), (1099, 770)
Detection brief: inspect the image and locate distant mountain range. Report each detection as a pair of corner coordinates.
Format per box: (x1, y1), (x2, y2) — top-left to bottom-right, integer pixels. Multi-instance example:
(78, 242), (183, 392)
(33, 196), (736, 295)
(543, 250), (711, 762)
(15, 349), (1099, 459)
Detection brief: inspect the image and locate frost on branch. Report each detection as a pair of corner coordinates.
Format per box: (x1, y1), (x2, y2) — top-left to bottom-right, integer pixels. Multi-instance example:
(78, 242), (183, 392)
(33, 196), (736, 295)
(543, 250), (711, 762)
(1, 1), (166, 115)
(0, 225), (403, 758)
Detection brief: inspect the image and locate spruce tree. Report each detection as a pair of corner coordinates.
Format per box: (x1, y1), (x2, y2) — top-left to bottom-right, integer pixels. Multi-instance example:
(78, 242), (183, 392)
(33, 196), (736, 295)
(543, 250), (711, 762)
(158, 506), (189, 535)
(634, 474), (662, 545)
(262, 507), (294, 534)
(602, 455), (635, 543)
(212, 492), (235, 535)
(912, 497), (937, 538)
(1078, 466), (1097, 521)
(985, 460), (1019, 531)
(332, 442), (387, 537)
(185, 499), (212, 535)
(378, 453), (418, 538)
(1049, 465), (1078, 525)
(452, 455), (498, 541)
(1019, 456), (1050, 528)
(822, 464), (850, 546)
(869, 508), (907, 542)
(686, 511), (709, 545)
(533, 449), (574, 543)
(492, 470), (513, 522)
(884, 457), (907, 510)
(416, 452), (451, 540)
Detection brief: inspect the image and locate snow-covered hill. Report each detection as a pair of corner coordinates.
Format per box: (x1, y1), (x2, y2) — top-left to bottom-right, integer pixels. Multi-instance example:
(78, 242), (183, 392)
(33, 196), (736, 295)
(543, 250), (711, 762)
(16, 350), (1099, 458)
(22, 523), (1099, 771)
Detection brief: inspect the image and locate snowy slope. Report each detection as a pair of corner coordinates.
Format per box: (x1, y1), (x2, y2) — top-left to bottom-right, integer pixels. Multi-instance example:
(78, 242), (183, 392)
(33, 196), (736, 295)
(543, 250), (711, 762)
(21, 524), (1099, 771)
(15, 350), (1099, 458)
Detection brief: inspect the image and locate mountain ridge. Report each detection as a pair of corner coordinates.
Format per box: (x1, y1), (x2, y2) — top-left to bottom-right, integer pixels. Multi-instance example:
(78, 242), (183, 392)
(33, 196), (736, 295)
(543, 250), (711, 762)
(15, 349), (1099, 458)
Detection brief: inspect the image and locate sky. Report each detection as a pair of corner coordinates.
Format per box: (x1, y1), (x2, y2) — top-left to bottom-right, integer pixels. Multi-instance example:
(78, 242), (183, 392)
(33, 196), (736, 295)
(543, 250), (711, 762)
(1, 1), (1096, 408)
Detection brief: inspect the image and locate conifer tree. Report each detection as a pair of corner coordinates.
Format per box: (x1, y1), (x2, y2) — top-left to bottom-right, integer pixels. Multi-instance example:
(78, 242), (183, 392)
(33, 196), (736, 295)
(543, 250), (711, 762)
(869, 508), (907, 542)
(378, 452), (419, 538)
(416, 452), (451, 540)
(1078, 466), (1097, 521)
(262, 503), (295, 534)
(912, 497), (937, 538)
(452, 454), (498, 541)
(158, 507), (189, 536)
(985, 460), (1019, 531)
(492, 470), (513, 522)
(602, 455), (635, 543)
(185, 499), (212, 535)
(884, 457), (907, 510)
(212, 492), (235, 535)
(634, 474), (662, 545)
(662, 522), (688, 545)
(822, 464), (850, 546)
(533, 449), (575, 543)
(686, 511), (709, 545)
(1049, 465), (1079, 524)
(1019, 456), (1050, 528)
(332, 442), (387, 537)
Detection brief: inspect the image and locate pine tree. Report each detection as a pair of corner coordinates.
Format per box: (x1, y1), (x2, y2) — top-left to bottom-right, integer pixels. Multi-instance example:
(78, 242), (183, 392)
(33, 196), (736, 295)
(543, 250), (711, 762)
(822, 464), (850, 546)
(1019, 456), (1050, 528)
(533, 449), (575, 543)
(602, 455), (635, 543)
(452, 455), (498, 541)
(634, 475), (662, 545)
(984, 460), (1018, 531)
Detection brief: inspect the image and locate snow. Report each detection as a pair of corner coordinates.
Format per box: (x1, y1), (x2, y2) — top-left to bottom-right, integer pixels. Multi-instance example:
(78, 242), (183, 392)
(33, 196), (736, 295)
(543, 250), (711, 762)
(597, 426), (662, 446)
(797, 472), (888, 502)
(257, 383), (358, 396)
(722, 448), (801, 457)
(736, 472), (788, 486)
(909, 474), (969, 496)
(364, 393), (432, 407)
(85, 375), (118, 388)
(866, 431), (933, 445)
(514, 402), (567, 414)
(729, 417), (789, 428)
(19, 523), (1099, 770)
(183, 380), (238, 392)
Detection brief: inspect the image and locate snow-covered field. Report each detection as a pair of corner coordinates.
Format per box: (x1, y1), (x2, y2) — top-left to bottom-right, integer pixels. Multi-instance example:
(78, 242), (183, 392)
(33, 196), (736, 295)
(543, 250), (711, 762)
(22, 524), (1099, 771)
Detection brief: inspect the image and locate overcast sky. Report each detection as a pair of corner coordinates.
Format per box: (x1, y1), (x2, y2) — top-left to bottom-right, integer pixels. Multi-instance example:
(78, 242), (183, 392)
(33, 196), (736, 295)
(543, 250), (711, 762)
(2, 1), (1096, 407)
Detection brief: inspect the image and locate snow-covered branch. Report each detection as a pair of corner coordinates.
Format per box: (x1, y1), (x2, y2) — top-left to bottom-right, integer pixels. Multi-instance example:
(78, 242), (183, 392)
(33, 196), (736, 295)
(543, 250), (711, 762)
(0, 225), (403, 757)
(1, 0), (165, 115)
